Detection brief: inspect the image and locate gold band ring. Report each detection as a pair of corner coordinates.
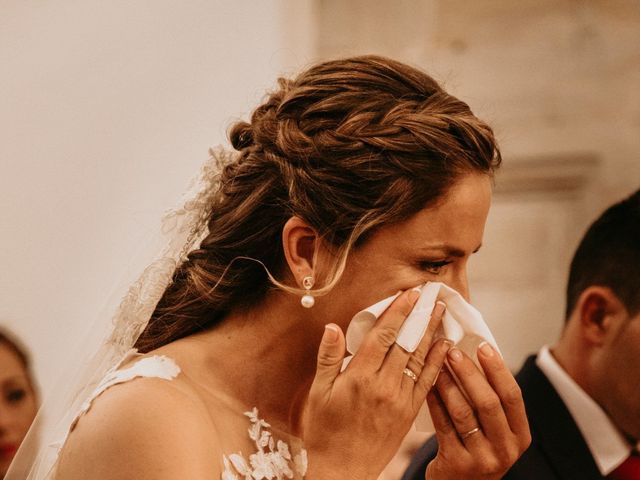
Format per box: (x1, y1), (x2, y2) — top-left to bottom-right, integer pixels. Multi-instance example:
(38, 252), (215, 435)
(459, 427), (481, 439)
(402, 368), (418, 383)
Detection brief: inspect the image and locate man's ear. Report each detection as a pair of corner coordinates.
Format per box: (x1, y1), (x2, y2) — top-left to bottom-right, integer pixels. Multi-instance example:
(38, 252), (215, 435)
(282, 216), (318, 287)
(576, 286), (626, 345)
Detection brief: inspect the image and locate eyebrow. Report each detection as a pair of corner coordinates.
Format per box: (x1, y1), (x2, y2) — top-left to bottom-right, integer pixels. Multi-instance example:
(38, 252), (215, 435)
(418, 243), (483, 258)
(0, 375), (28, 386)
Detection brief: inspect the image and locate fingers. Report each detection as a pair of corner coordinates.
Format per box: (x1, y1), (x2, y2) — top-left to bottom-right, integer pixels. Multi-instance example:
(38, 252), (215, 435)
(412, 339), (451, 409)
(477, 342), (531, 445)
(446, 347), (511, 444)
(426, 389), (467, 457)
(384, 300), (446, 389)
(309, 324), (346, 403)
(349, 288), (420, 372)
(404, 301), (446, 376)
(434, 368), (484, 448)
(428, 372), (525, 479)
(431, 348), (531, 477)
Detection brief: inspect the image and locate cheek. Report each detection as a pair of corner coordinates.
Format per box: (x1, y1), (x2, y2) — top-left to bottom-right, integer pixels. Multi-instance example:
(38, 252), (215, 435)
(324, 265), (425, 328)
(601, 345), (640, 407)
(11, 394), (38, 436)
(348, 259), (424, 295)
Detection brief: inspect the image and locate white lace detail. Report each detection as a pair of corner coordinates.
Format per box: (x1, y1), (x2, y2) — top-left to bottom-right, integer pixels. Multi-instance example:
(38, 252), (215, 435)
(55, 354), (307, 480)
(222, 408), (308, 480)
(105, 149), (230, 359)
(69, 353), (181, 432)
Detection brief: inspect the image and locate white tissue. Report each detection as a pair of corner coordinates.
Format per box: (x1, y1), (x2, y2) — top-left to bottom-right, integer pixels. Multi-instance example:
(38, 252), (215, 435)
(343, 281), (501, 431)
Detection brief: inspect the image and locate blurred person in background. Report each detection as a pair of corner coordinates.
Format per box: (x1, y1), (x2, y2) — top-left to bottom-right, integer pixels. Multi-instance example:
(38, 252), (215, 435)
(404, 189), (640, 480)
(0, 328), (38, 479)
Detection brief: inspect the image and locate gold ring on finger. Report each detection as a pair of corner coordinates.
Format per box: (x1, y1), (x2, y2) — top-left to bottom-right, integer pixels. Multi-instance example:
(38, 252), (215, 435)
(459, 426), (481, 439)
(402, 367), (418, 383)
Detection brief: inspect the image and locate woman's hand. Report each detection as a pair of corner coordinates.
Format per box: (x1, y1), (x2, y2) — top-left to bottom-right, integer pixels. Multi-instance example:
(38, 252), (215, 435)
(302, 288), (451, 480)
(425, 344), (531, 480)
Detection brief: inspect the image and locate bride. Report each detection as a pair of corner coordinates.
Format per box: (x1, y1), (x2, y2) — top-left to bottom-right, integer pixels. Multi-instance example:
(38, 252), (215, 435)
(14, 55), (531, 479)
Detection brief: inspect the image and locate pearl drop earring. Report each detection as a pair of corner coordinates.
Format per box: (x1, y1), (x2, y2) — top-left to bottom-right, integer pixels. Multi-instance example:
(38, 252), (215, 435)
(301, 276), (315, 308)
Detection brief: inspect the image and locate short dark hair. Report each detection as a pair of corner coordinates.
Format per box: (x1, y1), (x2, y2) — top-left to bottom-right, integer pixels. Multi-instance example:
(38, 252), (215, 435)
(565, 189), (640, 319)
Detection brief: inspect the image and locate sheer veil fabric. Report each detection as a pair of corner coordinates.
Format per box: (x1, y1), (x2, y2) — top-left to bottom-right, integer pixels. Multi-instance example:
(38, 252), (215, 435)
(6, 150), (228, 479)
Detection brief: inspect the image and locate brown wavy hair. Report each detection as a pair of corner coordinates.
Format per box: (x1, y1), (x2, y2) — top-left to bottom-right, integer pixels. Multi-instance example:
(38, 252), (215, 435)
(0, 327), (37, 396)
(135, 55), (501, 352)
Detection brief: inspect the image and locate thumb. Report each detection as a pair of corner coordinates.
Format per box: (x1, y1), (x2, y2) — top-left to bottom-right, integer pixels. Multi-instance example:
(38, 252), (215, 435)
(311, 324), (346, 398)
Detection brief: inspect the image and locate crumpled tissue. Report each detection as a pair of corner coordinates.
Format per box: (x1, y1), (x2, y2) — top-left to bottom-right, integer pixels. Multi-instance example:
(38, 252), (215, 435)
(343, 281), (501, 431)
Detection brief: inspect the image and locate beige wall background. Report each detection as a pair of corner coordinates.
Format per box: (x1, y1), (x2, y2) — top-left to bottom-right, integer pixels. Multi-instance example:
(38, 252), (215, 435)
(1, 0), (638, 417)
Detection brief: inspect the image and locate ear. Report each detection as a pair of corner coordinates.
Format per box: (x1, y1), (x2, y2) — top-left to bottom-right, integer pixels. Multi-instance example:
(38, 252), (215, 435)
(282, 216), (318, 287)
(576, 286), (626, 345)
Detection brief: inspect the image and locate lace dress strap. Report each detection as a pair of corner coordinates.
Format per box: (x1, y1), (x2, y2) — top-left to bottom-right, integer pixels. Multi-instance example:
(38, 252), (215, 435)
(46, 351), (181, 479)
(69, 350), (181, 432)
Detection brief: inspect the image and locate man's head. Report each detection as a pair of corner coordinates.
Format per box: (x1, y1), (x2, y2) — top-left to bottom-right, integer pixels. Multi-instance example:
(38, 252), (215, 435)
(559, 189), (640, 442)
(565, 190), (640, 321)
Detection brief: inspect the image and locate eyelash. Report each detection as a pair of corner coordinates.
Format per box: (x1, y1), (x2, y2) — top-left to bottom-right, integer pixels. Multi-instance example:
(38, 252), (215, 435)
(418, 260), (452, 275)
(6, 389), (26, 404)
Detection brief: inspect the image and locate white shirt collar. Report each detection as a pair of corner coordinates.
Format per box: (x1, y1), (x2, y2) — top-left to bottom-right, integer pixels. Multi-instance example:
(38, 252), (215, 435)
(536, 345), (636, 475)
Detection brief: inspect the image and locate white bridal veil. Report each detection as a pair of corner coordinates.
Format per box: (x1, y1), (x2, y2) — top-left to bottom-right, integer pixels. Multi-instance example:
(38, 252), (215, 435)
(6, 150), (227, 480)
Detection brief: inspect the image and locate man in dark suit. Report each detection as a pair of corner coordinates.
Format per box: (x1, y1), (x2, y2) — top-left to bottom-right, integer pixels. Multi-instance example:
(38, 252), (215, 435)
(404, 190), (640, 480)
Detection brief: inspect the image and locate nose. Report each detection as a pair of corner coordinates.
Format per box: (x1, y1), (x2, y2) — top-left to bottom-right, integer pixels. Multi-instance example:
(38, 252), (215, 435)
(446, 266), (470, 302)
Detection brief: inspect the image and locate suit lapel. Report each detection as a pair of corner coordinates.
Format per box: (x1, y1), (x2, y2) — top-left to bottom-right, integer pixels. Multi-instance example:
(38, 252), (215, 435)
(517, 356), (604, 480)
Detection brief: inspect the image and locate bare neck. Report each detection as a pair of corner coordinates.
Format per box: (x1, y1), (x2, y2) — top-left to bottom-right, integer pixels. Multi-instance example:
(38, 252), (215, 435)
(175, 292), (324, 436)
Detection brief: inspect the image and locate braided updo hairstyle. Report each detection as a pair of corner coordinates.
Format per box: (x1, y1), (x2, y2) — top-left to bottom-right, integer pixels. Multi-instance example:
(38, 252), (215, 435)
(135, 55), (501, 352)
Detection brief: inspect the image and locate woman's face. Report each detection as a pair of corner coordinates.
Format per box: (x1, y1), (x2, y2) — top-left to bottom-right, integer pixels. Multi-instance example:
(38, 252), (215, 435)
(321, 172), (492, 330)
(0, 343), (38, 476)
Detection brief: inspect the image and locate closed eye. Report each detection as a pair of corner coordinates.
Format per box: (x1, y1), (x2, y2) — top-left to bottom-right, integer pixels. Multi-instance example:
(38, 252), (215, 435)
(6, 388), (26, 404)
(418, 260), (452, 275)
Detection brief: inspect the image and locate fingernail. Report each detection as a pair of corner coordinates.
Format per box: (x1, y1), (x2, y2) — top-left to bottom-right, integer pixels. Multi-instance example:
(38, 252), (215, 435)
(433, 301), (446, 316)
(448, 348), (463, 363)
(408, 287), (421, 303)
(432, 367), (443, 386)
(324, 324), (339, 344)
(478, 341), (494, 357)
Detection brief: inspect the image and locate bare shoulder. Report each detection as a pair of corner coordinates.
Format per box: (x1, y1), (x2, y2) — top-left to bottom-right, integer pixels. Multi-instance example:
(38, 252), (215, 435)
(55, 374), (222, 479)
